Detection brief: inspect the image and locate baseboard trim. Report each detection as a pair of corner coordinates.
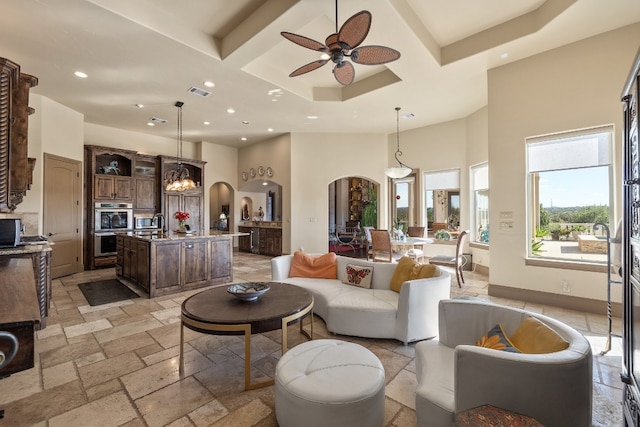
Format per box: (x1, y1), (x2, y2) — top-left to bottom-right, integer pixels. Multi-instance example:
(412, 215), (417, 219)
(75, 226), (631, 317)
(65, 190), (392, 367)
(488, 284), (621, 317)
(473, 264), (489, 276)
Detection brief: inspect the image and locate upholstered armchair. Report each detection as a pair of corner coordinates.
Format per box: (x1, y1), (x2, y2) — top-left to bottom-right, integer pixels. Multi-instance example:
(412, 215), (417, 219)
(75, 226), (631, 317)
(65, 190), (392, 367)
(415, 299), (593, 427)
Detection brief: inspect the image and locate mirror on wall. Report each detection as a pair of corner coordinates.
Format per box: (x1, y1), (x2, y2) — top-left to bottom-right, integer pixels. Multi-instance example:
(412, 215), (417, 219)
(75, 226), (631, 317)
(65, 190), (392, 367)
(238, 180), (282, 222)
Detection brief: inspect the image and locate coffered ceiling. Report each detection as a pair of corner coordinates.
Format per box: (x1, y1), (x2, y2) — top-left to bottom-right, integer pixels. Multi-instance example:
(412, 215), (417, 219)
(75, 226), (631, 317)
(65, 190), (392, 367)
(0, 0), (639, 147)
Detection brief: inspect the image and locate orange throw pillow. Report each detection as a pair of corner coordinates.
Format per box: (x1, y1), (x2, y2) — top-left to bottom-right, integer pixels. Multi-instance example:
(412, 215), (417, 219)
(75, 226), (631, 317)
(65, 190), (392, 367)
(289, 251), (337, 279)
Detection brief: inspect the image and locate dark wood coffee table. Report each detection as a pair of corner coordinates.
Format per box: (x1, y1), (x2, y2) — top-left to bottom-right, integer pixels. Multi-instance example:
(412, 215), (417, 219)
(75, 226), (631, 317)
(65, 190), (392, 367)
(179, 282), (313, 390)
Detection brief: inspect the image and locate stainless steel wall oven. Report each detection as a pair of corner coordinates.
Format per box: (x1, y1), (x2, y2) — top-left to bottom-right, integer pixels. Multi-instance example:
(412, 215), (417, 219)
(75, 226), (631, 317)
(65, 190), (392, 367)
(94, 202), (133, 232)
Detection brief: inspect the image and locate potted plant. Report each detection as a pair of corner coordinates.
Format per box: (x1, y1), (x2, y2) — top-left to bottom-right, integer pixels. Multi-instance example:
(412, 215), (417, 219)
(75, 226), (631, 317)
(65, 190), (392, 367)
(549, 224), (561, 240)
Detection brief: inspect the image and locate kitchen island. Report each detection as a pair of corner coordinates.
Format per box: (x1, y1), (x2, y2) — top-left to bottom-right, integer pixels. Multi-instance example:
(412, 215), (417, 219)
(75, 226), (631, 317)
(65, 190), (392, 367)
(116, 232), (236, 297)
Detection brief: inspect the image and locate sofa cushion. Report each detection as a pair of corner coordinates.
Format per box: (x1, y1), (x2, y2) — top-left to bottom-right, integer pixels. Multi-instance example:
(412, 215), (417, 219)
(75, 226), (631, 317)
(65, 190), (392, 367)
(509, 316), (570, 354)
(475, 324), (520, 353)
(390, 257), (437, 292)
(342, 264), (373, 288)
(289, 251), (337, 279)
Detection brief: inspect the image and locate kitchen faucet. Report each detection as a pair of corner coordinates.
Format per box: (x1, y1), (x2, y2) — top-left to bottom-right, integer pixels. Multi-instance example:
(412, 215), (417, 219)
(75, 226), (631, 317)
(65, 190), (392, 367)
(154, 213), (166, 233)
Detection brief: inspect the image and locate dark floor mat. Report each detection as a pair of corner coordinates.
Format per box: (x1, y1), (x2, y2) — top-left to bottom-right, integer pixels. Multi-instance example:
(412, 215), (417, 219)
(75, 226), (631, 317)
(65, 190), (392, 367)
(78, 279), (139, 306)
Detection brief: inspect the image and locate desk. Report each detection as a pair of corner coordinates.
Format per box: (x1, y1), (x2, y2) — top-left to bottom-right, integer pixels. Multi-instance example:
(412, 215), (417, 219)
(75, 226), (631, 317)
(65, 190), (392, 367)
(180, 282), (313, 390)
(391, 237), (433, 256)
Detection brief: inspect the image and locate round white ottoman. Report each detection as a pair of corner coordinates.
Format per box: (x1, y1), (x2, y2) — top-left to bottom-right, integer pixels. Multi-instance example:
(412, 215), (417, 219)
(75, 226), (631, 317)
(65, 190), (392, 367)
(275, 339), (385, 427)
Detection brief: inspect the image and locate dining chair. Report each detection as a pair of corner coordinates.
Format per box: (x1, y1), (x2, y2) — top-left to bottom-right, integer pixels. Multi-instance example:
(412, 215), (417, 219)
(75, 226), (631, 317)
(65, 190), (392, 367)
(362, 226), (375, 260)
(370, 229), (393, 262)
(406, 226), (426, 262)
(429, 230), (469, 287)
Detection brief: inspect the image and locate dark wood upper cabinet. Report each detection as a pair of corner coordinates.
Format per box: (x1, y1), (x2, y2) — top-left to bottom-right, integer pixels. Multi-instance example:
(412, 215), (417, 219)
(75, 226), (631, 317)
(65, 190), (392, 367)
(0, 57), (38, 212)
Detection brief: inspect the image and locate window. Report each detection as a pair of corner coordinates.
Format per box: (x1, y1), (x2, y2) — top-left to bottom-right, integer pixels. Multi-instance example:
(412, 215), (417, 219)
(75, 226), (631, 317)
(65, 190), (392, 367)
(424, 169), (460, 237)
(471, 163), (489, 243)
(526, 126), (613, 263)
(391, 174), (416, 232)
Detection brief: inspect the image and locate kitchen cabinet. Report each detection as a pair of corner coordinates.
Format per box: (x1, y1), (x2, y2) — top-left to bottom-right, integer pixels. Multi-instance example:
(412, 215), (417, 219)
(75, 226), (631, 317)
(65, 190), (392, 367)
(118, 237), (149, 291)
(161, 156), (206, 233)
(133, 155), (158, 211)
(0, 57), (38, 212)
(117, 233), (232, 297)
(238, 226), (252, 252)
(237, 224), (281, 256)
(94, 175), (133, 201)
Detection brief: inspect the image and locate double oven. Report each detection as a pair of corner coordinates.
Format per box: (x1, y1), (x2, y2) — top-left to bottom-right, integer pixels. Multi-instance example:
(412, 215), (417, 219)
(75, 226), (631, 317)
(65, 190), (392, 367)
(94, 202), (133, 257)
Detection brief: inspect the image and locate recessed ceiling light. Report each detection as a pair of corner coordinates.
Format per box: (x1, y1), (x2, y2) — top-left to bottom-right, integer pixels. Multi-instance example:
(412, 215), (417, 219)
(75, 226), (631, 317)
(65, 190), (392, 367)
(242, 120), (249, 124)
(147, 122), (155, 127)
(267, 128), (274, 132)
(306, 115), (318, 120)
(227, 108), (235, 114)
(262, 182), (268, 186)
(272, 98), (278, 102)
(500, 52), (509, 59)
(268, 88), (282, 95)
(203, 121), (210, 125)
(74, 71), (88, 78)
(241, 137), (247, 141)
(135, 103), (144, 108)
(203, 81), (215, 88)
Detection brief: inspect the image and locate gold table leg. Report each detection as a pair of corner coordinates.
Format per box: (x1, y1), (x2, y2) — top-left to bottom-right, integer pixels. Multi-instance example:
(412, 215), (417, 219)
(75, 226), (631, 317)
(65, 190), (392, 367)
(180, 299), (314, 391)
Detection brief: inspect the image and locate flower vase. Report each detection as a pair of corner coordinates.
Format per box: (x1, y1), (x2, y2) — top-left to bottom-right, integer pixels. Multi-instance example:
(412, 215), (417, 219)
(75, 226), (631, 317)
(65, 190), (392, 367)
(178, 220), (187, 233)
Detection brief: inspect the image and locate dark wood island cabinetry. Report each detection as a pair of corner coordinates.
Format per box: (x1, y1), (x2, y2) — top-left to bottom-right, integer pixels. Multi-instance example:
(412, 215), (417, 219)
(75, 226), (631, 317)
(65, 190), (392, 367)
(116, 233), (233, 297)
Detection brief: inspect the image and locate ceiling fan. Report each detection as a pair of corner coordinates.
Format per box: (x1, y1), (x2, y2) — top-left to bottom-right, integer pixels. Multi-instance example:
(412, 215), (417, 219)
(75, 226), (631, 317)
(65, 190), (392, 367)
(281, 1), (401, 86)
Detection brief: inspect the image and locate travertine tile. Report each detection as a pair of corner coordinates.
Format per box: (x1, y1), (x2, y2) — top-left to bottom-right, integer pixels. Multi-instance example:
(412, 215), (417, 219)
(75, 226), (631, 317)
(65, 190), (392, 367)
(48, 391), (137, 427)
(64, 318), (112, 338)
(135, 377), (213, 427)
(4, 252), (623, 426)
(42, 360), (77, 389)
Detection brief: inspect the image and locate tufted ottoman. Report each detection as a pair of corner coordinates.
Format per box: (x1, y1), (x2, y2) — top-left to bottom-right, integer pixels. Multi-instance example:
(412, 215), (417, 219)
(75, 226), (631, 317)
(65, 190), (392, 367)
(275, 339), (385, 427)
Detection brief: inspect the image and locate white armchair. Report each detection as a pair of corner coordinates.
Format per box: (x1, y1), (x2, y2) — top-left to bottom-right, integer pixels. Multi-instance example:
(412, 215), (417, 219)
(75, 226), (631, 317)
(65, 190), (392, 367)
(415, 299), (593, 427)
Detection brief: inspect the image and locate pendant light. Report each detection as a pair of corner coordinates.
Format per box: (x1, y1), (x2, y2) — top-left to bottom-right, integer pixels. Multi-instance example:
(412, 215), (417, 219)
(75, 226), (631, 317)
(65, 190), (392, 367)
(164, 101), (196, 192)
(385, 107), (413, 179)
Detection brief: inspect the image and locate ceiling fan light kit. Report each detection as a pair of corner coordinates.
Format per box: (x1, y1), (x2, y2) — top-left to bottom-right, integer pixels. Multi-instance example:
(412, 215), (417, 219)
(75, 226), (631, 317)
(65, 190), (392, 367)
(281, 1), (400, 86)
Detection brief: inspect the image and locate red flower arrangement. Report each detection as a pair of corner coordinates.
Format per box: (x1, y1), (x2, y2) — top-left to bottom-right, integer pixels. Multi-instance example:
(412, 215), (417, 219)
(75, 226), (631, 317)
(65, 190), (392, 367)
(174, 211), (190, 221)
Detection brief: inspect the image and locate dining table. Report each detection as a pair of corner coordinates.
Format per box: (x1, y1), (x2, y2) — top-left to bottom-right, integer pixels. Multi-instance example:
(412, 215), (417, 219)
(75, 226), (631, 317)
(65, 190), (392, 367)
(390, 237), (434, 256)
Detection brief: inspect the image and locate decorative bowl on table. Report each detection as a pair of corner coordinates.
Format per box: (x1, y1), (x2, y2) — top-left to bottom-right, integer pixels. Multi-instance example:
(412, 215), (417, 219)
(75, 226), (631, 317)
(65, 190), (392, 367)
(227, 282), (270, 301)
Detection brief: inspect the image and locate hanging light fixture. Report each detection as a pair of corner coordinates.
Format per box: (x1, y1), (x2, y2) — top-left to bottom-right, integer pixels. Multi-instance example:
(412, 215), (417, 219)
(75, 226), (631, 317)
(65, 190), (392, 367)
(385, 107), (413, 179)
(165, 101), (196, 192)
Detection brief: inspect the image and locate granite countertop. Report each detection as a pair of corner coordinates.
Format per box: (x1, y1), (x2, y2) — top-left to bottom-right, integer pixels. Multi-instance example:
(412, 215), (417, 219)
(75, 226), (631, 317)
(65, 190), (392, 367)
(238, 221), (282, 229)
(122, 231), (248, 242)
(0, 242), (53, 256)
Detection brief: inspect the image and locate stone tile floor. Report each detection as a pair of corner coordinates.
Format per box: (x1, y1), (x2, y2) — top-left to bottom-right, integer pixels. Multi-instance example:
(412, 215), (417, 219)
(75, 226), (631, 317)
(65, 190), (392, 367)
(0, 252), (623, 426)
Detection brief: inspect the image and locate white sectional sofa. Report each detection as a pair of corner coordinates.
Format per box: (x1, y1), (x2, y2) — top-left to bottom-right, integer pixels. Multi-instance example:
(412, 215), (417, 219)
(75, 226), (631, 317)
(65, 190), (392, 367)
(271, 254), (451, 344)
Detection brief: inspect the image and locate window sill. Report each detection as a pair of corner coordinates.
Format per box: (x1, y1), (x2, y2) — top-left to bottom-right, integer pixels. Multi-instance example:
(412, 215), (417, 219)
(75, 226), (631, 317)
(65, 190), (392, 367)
(525, 257), (608, 273)
(470, 242), (489, 250)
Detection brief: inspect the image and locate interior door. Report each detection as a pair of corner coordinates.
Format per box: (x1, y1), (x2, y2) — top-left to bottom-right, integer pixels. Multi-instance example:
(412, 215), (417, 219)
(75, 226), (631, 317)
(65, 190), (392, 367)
(44, 153), (82, 278)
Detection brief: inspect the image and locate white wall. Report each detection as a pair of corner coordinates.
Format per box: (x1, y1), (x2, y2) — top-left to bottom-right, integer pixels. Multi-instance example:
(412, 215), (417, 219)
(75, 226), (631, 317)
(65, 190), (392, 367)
(488, 23), (640, 302)
(19, 95), (84, 232)
(238, 134), (291, 252)
(290, 133), (388, 254)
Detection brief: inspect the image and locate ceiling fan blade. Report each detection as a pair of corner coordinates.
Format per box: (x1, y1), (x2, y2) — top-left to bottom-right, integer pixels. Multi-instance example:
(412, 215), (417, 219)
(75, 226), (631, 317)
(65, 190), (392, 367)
(289, 60), (329, 77)
(281, 31), (328, 52)
(338, 10), (371, 50)
(333, 61), (355, 86)
(350, 46), (401, 65)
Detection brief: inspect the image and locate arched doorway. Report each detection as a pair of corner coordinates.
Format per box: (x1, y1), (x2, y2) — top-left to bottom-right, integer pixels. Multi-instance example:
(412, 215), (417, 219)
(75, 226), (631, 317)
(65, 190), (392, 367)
(209, 182), (233, 231)
(328, 176), (378, 254)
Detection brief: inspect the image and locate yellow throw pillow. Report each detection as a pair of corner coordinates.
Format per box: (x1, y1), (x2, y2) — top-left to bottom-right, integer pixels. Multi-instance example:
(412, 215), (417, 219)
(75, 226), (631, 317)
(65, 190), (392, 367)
(389, 257), (437, 292)
(510, 316), (570, 354)
(289, 251), (337, 279)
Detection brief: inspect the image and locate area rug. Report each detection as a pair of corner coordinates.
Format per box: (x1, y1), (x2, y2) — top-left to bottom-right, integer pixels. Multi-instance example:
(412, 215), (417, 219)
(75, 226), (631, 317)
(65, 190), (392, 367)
(328, 243), (362, 253)
(78, 279), (139, 306)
